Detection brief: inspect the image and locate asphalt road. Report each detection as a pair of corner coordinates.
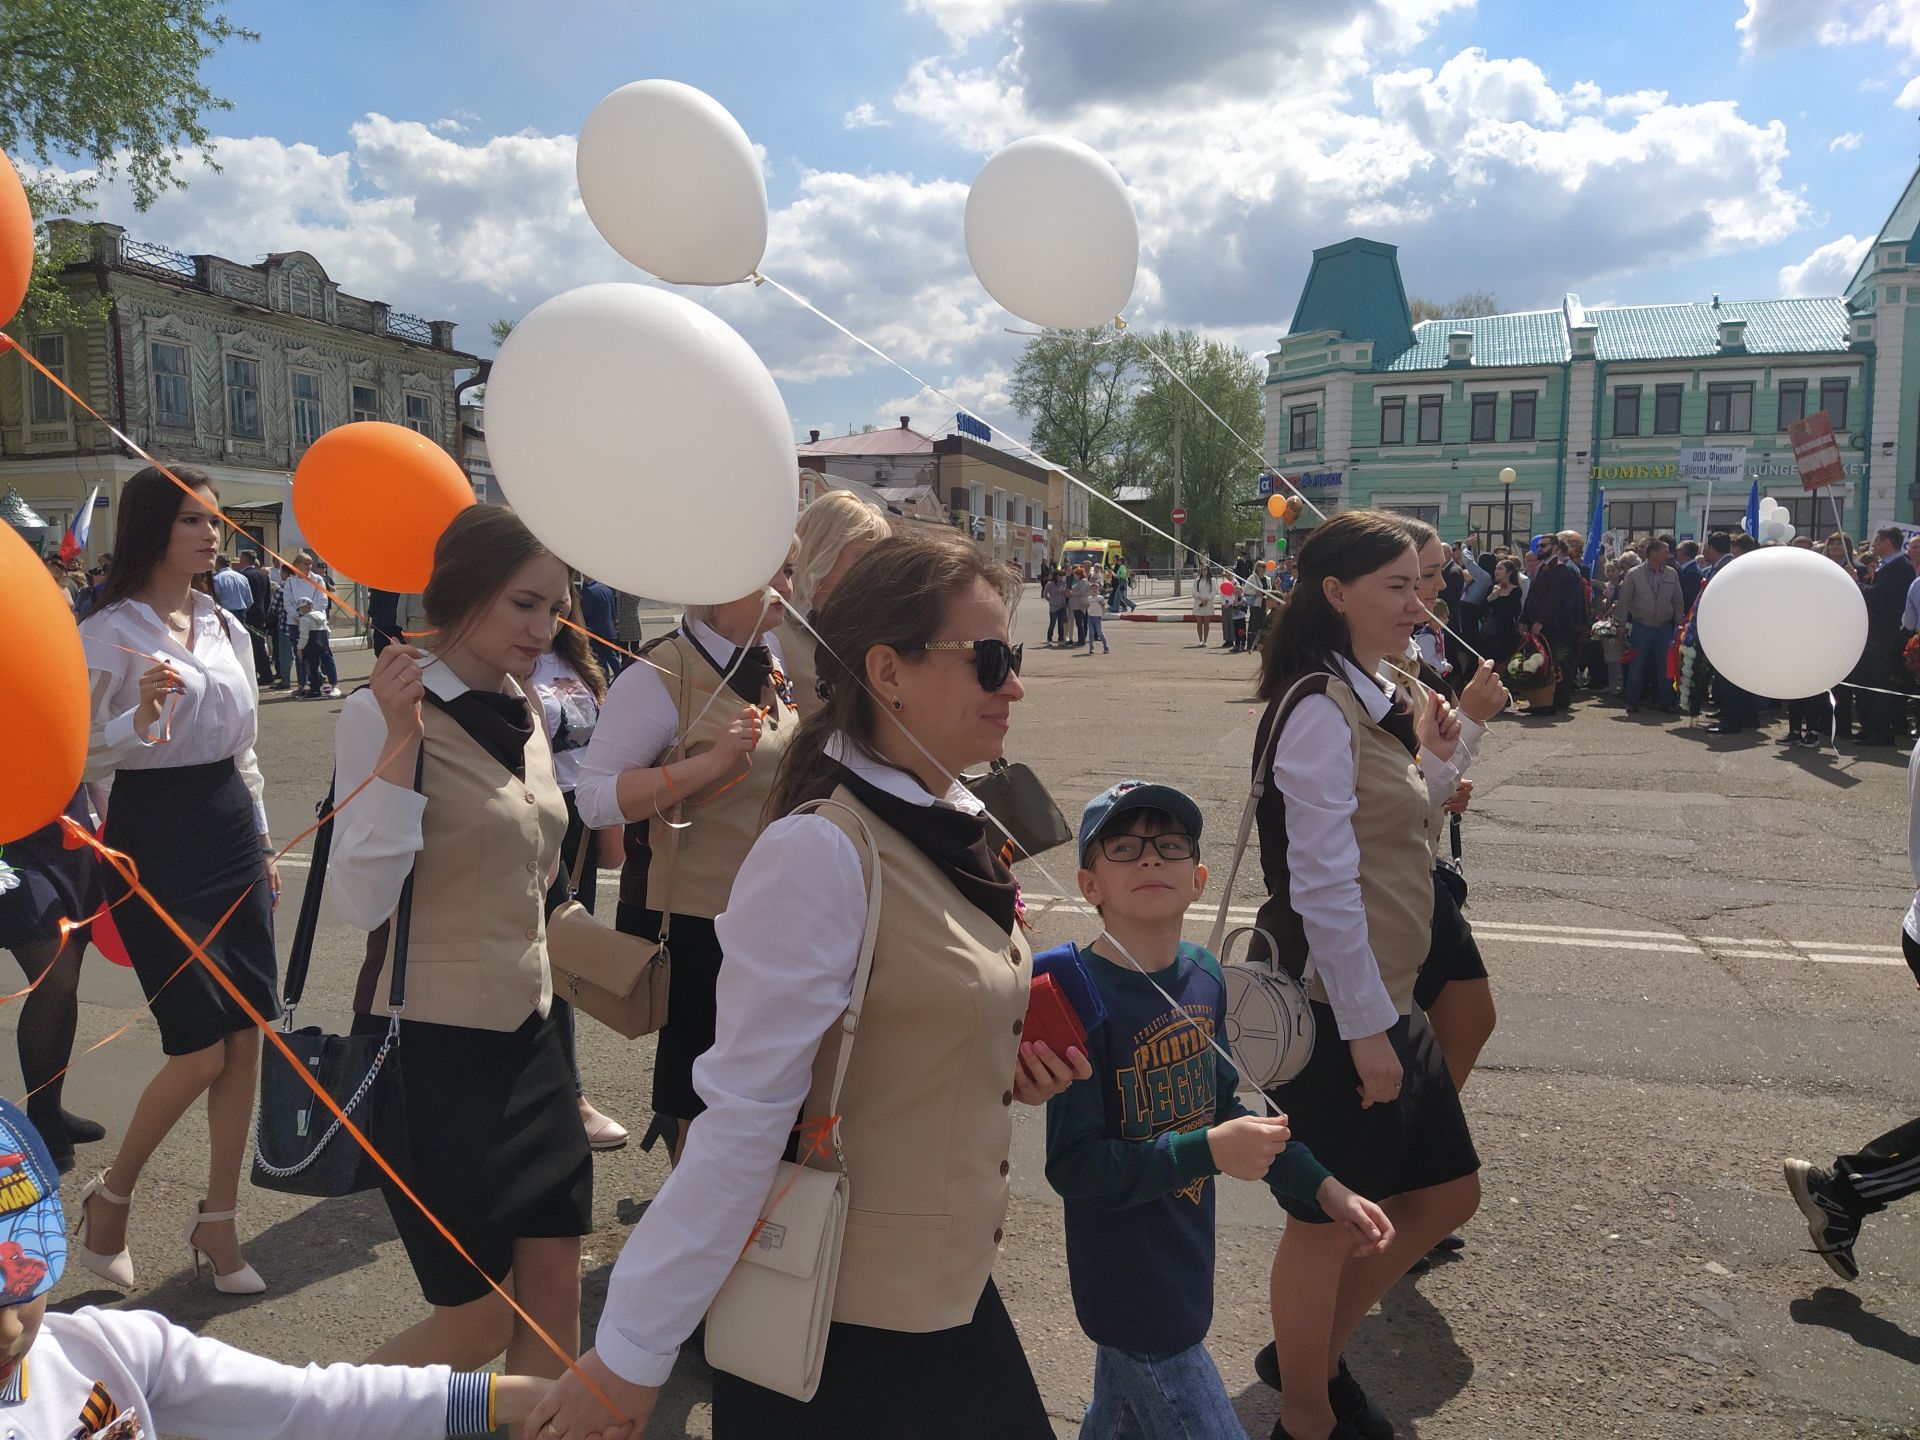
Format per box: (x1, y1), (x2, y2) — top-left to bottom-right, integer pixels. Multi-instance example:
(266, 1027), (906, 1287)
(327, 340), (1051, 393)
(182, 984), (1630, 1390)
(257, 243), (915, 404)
(12, 588), (1919, 1439)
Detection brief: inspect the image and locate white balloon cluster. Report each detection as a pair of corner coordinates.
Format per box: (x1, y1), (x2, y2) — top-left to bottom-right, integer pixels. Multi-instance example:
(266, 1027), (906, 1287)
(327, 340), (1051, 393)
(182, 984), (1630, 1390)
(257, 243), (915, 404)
(1755, 495), (1797, 545)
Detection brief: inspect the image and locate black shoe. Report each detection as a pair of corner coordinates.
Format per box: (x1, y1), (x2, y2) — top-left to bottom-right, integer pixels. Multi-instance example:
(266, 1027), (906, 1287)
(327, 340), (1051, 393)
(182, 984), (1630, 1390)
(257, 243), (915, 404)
(1431, 1231), (1467, 1255)
(1254, 1349), (1394, 1439)
(1271, 1422), (1365, 1440)
(59, 1111), (106, 1144)
(1783, 1158), (1862, 1281)
(1795, 732), (1821, 748)
(1778, 729), (1804, 746)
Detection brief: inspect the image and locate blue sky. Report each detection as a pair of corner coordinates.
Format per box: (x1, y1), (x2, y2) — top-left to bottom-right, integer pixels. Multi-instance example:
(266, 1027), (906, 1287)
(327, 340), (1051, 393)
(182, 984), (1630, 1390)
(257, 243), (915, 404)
(48, 0), (1920, 440)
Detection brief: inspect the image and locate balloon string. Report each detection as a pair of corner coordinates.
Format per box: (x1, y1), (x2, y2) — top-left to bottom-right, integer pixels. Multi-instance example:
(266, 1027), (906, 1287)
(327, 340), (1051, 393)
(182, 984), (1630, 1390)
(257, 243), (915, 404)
(738, 1114), (840, 1257)
(54, 816), (627, 1427)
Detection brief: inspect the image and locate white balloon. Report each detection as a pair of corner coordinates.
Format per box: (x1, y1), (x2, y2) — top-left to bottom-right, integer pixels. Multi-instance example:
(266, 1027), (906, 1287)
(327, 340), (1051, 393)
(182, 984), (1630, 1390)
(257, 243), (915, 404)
(577, 80), (768, 285)
(1696, 546), (1867, 698)
(964, 136), (1138, 329)
(1776, 521), (1796, 543)
(1760, 518), (1787, 542)
(485, 283), (797, 605)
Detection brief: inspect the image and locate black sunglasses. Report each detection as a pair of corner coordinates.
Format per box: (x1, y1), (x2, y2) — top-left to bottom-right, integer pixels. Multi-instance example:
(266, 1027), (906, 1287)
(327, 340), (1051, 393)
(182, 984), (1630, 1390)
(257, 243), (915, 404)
(911, 639), (1024, 691)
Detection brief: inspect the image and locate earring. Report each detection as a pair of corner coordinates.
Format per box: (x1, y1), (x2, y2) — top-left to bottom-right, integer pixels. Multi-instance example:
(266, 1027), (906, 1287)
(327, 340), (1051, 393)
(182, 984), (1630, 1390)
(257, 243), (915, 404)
(890, 696), (904, 711)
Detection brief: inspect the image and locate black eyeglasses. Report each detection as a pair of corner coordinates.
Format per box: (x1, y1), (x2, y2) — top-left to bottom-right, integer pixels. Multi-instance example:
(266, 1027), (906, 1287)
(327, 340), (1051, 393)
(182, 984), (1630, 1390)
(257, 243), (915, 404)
(911, 639), (1024, 691)
(1096, 833), (1196, 863)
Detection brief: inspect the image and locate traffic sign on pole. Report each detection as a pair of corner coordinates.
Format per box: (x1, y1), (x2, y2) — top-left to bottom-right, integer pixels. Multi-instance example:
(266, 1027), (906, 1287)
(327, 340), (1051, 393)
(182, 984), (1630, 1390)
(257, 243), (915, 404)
(1171, 506), (1188, 525)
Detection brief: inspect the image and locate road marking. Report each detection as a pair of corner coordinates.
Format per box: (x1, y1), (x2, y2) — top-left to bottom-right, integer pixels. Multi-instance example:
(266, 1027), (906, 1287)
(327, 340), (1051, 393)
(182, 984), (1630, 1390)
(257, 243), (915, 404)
(1017, 895), (1907, 968)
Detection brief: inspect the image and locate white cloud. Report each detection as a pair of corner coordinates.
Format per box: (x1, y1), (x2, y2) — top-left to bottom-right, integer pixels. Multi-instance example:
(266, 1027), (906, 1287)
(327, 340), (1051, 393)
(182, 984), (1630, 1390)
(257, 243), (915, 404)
(1830, 130), (1865, 150)
(1740, 0), (1920, 58)
(906, 0), (1017, 42)
(1900, 73), (1920, 107)
(1602, 88), (1669, 116)
(1778, 233), (1873, 295)
(843, 102), (891, 129)
(429, 109), (481, 136)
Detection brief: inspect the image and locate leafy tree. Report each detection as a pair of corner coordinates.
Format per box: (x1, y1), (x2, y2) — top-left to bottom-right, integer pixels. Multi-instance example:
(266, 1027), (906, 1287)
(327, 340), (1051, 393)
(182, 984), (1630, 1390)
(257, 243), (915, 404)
(2, 0), (255, 329)
(487, 317), (516, 349)
(1007, 326), (1139, 489)
(1407, 289), (1501, 324)
(1130, 328), (1264, 557)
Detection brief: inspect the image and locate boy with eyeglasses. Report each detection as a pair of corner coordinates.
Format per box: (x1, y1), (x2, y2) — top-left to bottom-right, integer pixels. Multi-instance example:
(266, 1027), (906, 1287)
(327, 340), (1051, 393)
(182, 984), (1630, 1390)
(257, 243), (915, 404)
(1045, 782), (1393, 1439)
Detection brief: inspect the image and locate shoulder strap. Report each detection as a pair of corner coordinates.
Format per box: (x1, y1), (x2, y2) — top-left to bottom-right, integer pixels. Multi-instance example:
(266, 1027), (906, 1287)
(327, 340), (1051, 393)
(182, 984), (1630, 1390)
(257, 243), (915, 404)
(1207, 671), (1341, 960)
(790, 797), (885, 1173)
(382, 744), (426, 1013)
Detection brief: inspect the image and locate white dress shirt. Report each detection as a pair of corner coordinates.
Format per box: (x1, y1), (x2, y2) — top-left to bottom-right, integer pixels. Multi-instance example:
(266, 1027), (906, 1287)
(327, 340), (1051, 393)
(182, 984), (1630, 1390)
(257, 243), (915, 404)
(1903, 574), (1920, 633)
(1270, 656), (1461, 1040)
(530, 652), (600, 794)
(1904, 739), (1920, 945)
(329, 656), (533, 931)
(571, 619), (786, 832)
(594, 734), (981, 1388)
(79, 593), (268, 833)
(281, 572), (329, 619)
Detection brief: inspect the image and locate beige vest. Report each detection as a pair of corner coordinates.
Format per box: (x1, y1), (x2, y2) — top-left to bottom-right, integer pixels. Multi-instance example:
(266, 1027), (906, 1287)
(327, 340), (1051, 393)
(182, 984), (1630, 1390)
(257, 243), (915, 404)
(1305, 679), (1436, 1015)
(802, 787), (1031, 1332)
(641, 630), (797, 920)
(364, 690), (568, 1032)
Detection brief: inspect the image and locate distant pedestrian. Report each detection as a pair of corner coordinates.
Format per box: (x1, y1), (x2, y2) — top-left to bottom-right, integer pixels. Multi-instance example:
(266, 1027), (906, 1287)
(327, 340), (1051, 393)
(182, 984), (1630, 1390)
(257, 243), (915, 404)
(1192, 567), (1218, 647)
(577, 575), (623, 678)
(1614, 538), (1684, 713)
(1085, 585), (1110, 654)
(295, 601), (333, 699)
(1044, 572), (1070, 645)
(210, 553), (251, 619)
(1069, 565), (1093, 646)
(237, 550), (276, 683)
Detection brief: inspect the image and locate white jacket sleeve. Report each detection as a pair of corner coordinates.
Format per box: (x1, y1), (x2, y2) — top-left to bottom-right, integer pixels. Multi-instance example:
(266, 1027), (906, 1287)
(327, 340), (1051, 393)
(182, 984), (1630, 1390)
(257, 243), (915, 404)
(75, 1308), (497, 1440)
(327, 689), (428, 931)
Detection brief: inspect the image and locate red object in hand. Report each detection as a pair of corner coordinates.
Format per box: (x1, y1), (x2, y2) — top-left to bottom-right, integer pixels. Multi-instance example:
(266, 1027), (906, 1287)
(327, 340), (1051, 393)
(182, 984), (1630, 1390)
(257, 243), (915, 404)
(1023, 972), (1086, 1059)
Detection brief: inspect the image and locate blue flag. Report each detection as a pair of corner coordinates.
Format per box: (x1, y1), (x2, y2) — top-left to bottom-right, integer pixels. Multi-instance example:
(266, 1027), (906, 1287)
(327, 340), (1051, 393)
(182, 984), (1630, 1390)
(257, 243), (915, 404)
(1583, 489), (1605, 574)
(1744, 481), (1760, 538)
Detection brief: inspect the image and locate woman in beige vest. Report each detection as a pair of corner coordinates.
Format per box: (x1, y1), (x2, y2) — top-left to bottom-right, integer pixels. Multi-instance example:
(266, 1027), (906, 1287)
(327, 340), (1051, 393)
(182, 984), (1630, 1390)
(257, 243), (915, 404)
(329, 506), (589, 1376)
(529, 532), (1089, 1439)
(781, 490), (891, 718)
(573, 552), (799, 1156)
(1248, 511), (1484, 1440)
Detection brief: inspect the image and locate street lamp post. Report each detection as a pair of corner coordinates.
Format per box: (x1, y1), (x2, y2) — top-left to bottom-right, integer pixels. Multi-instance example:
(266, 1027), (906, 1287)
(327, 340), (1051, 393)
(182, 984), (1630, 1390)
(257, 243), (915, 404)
(1499, 466), (1517, 550)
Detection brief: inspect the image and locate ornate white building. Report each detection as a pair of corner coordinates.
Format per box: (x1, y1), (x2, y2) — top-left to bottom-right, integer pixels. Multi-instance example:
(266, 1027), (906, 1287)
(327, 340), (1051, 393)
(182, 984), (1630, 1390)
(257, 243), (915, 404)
(0, 221), (478, 560)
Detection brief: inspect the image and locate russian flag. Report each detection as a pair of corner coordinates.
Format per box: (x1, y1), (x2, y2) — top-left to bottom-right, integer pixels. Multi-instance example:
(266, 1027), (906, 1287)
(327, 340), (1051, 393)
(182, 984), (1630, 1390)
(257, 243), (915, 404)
(59, 483), (102, 565)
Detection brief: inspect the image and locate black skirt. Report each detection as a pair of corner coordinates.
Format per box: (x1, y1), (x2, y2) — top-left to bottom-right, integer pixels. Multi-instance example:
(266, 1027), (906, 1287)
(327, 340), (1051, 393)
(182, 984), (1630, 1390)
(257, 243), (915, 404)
(711, 1279), (1052, 1439)
(100, 759), (278, 1056)
(0, 792), (102, 952)
(1412, 869), (1490, 1012)
(353, 1006), (592, 1307)
(615, 902), (720, 1121)
(1270, 1002), (1479, 1208)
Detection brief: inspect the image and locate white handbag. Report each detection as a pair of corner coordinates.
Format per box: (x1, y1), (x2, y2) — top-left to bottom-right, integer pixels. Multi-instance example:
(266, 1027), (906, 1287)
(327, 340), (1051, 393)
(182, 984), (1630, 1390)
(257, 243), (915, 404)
(703, 799), (883, 1403)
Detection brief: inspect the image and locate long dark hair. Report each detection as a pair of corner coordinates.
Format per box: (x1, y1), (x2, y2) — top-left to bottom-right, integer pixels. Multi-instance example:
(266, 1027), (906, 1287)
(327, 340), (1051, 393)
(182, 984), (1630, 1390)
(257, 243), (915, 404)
(421, 505), (559, 657)
(100, 465), (219, 606)
(766, 532), (1020, 822)
(1255, 510), (1417, 702)
(553, 582), (608, 700)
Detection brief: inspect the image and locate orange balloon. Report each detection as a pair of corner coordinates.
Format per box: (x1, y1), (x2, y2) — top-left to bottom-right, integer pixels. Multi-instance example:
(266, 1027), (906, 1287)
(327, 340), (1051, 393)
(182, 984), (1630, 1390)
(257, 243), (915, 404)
(1266, 493), (1286, 519)
(0, 526), (89, 843)
(1265, 560), (1278, 571)
(292, 421), (474, 591)
(0, 155), (31, 327)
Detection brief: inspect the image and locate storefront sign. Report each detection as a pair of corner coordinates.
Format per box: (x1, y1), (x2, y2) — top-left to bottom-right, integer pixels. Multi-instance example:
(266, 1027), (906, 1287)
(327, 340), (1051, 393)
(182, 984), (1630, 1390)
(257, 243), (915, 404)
(1592, 462), (1679, 481)
(1789, 412), (1846, 491)
(1297, 470), (1344, 487)
(1679, 446), (1748, 483)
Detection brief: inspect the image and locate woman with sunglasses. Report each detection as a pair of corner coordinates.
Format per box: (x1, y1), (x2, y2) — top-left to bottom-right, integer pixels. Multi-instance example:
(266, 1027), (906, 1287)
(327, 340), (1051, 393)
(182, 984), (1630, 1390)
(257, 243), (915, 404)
(529, 532), (1087, 1440)
(573, 549), (799, 1159)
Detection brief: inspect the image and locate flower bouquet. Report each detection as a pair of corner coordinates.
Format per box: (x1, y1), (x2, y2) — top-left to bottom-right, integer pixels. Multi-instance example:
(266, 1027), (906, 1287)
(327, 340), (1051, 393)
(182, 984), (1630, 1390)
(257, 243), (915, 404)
(1905, 632), (1920, 681)
(1503, 632), (1559, 707)
(1591, 616), (1628, 664)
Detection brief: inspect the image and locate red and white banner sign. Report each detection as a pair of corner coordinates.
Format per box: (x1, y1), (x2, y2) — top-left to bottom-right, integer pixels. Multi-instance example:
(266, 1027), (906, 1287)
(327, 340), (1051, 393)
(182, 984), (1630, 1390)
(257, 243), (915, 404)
(1171, 506), (1188, 525)
(1789, 411), (1846, 491)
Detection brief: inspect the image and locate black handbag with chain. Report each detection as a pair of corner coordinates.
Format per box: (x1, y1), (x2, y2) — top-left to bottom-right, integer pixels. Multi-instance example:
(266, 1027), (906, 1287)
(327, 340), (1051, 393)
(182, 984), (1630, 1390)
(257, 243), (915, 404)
(250, 748), (421, 1198)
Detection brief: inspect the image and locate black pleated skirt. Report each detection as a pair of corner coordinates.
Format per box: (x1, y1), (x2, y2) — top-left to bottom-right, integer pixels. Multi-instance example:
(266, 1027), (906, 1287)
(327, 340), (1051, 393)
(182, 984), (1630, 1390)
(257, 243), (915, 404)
(100, 759), (279, 1055)
(353, 1006), (592, 1307)
(0, 791), (102, 951)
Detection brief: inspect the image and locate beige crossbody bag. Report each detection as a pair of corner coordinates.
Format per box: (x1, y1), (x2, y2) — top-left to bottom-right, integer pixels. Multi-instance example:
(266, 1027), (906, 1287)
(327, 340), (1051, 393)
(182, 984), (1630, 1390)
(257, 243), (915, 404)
(703, 798), (883, 1403)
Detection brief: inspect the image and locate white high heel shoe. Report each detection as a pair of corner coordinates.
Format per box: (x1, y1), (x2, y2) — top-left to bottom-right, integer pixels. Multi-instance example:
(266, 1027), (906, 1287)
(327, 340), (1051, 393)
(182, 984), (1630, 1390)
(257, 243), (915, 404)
(185, 1202), (266, 1295)
(73, 1173), (136, 1289)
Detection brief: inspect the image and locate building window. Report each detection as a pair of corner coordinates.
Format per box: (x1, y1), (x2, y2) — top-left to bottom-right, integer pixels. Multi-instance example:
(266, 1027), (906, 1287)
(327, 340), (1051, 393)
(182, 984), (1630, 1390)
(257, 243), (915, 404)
(28, 334), (67, 424)
(1510, 391), (1536, 441)
(1416, 395), (1443, 444)
(224, 355), (262, 440)
(1820, 377), (1850, 430)
(1706, 382), (1752, 434)
(1779, 495), (1842, 532)
(402, 391), (433, 437)
(290, 369), (323, 450)
(351, 383), (380, 423)
(1380, 397), (1405, 445)
(1654, 384), (1683, 435)
(1612, 386), (1641, 437)
(150, 341), (192, 428)
(1469, 393), (1496, 443)
(1607, 500), (1678, 540)
(1777, 381), (1806, 431)
(1289, 404), (1319, 452)
(1467, 500), (1532, 554)
(1384, 504), (1440, 525)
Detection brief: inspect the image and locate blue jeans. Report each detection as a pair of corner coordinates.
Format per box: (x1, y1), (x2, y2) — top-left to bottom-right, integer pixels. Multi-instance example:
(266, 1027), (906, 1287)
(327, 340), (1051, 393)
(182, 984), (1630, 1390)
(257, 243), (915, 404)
(1087, 616), (1108, 652)
(1048, 607), (1069, 644)
(1625, 622), (1674, 708)
(1084, 1341), (1247, 1439)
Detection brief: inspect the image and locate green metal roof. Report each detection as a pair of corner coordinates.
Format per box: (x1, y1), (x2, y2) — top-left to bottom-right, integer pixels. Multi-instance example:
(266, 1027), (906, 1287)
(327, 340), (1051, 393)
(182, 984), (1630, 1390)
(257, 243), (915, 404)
(1290, 238), (1415, 365)
(1848, 161), (1920, 302)
(1590, 298), (1850, 360)
(1380, 310), (1568, 371)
